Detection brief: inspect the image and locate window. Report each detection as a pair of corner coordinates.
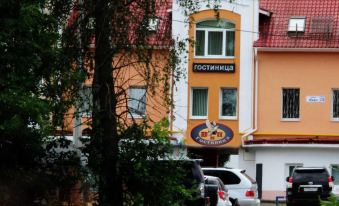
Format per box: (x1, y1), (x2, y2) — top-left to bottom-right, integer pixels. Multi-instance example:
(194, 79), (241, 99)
(332, 89), (339, 119)
(202, 170), (241, 185)
(147, 17), (159, 31)
(128, 87), (146, 117)
(331, 165), (339, 185)
(220, 88), (237, 119)
(195, 20), (235, 58)
(78, 86), (92, 117)
(191, 88), (208, 118)
(86, 17), (95, 30)
(282, 88), (300, 119)
(288, 17), (306, 32)
(285, 163), (303, 177)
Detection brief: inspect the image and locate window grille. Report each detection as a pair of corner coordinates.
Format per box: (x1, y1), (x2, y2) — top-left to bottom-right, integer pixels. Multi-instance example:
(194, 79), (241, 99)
(333, 90), (339, 118)
(282, 89), (300, 119)
(310, 16), (333, 33)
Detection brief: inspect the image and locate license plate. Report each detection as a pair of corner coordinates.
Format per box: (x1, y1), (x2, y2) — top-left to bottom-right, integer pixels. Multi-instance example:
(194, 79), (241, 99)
(304, 188), (318, 192)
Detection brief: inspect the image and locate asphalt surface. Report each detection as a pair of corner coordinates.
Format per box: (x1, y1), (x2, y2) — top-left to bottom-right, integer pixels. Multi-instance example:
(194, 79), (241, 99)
(261, 202), (286, 206)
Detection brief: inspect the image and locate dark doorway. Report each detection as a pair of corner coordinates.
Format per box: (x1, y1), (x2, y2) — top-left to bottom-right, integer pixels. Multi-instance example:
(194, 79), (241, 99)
(187, 148), (238, 167)
(256, 163), (263, 199)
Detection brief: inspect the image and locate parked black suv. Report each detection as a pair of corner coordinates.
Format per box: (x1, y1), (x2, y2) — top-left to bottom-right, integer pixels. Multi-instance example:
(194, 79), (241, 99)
(286, 167), (334, 206)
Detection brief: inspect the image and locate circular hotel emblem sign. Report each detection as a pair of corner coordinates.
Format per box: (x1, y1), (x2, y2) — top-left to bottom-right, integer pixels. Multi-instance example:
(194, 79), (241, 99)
(190, 121), (234, 146)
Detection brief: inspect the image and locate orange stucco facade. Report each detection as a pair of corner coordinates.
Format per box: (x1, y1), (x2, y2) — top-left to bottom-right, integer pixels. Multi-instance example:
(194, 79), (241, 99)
(62, 50), (170, 135)
(185, 10), (241, 148)
(256, 52), (339, 137)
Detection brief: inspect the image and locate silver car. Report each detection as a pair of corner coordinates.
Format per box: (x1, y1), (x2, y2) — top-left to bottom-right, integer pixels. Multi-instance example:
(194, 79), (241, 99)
(202, 168), (260, 206)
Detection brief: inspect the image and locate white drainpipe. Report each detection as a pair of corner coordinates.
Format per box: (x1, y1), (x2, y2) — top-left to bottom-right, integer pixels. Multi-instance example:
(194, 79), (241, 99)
(242, 47), (258, 147)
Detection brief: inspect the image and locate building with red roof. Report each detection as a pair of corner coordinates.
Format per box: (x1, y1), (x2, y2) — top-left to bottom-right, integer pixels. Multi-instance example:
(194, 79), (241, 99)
(66, 0), (173, 143)
(240, 0), (339, 201)
(255, 0), (339, 49)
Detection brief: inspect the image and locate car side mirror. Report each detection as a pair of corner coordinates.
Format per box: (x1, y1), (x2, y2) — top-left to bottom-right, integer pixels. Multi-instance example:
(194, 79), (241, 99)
(286, 177), (290, 182)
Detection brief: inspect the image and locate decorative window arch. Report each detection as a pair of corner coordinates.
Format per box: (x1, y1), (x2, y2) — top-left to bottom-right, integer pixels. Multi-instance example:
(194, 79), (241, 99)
(195, 19), (235, 58)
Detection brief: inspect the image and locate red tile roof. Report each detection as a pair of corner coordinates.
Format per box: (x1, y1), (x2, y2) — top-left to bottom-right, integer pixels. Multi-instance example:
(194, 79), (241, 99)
(128, 0), (172, 47)
(69, 0), (172, 48)
(255, 0), (339, 48)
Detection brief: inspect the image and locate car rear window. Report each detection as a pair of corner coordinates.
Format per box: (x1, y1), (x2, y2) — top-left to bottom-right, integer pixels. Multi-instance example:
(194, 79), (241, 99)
(203, 170), (241, 185)
(206, 178), (219, 185)
(293, 169), (328, 182)
(242, 171), (257, 184)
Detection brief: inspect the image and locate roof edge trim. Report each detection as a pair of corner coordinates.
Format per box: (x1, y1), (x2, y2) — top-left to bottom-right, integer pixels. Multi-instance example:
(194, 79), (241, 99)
(256, 47), (339, 52)
(243, 144), (339, 148)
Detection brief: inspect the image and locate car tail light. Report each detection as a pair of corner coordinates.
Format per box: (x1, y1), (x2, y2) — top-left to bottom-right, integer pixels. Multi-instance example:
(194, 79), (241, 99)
(287, 177), (293, 188)
(328, 176), (334, 188)
(199, 183), (205, 198)
(245, 190), (255, 197)
(288, 177), (293, 183)
(218, 190), (226, 200)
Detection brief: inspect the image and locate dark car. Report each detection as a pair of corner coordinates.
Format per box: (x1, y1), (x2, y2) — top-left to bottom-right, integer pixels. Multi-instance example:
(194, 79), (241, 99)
(179, 159), (210, 206)
(286, 167), (334, 206)
(204, 175), (232, 206)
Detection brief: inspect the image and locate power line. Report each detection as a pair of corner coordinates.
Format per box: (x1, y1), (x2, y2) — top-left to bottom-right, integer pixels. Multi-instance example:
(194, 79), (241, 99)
(171, 18), (339, 40)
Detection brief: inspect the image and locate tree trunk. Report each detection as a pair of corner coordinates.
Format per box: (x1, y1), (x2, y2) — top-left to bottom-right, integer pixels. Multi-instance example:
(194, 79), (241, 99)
(93, 0), (122, 205)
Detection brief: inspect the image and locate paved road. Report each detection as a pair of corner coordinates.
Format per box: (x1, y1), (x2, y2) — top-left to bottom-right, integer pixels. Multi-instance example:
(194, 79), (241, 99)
(261, 202), (286, 206)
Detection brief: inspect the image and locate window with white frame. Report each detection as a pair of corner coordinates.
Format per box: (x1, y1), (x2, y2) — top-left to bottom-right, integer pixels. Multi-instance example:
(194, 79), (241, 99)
(191, 88), (208, 118)
(195, 20), (235, 58)
(128, 87), (146, 117)
(332, 89), (339, 119)
(288, 17), (306, 32)
(282, 88), (300, 119)
(220, 88), (237, 118)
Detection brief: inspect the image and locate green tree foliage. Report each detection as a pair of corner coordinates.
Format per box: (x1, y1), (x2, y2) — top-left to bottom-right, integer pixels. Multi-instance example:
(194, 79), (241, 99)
(70, 0), (224, 205)
(118, 120), (197, 206)
(321, 194), (339, 206)
(0, 1), (85, 205)
(69, 0), (186, 205)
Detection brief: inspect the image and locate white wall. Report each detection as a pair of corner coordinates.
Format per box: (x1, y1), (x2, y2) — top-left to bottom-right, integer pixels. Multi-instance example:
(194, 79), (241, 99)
(171, 0), (189, 138)
(238, 0), (259, 133)
(256, 147), (339, 191)
(226, 154), (240, 168)
(238, 148), (257, 178)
